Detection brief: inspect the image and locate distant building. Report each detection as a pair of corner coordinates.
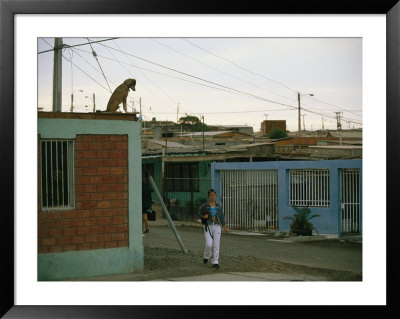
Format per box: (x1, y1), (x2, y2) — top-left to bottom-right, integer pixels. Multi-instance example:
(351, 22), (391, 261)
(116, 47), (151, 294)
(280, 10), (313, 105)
(261, 120), (286, 136)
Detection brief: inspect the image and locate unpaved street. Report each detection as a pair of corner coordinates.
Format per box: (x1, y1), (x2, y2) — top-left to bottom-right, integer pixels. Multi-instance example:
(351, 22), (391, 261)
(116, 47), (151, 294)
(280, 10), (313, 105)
(77, 224), (362, 281)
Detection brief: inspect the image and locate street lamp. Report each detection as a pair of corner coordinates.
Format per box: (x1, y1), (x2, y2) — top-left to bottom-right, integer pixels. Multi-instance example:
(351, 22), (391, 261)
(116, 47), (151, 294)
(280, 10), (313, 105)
(70, 89), (83, 112)
(85, 93), (96, 112)
(297, 92), (314, 135)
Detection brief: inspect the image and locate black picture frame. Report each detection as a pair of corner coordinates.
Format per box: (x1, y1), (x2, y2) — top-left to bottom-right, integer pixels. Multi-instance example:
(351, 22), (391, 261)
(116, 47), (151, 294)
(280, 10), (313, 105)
(1, 0), (399, 317)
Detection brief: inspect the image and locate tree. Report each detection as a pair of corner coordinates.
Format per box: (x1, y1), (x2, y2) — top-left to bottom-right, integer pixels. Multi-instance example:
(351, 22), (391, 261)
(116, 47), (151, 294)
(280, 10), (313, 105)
(178, 115), (210, 132)
(268, 127), (288, 139)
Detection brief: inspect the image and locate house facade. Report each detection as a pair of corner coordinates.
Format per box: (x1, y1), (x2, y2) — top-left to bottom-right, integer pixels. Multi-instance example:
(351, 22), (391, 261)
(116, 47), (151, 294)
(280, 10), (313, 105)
(37, 112), (143, 280)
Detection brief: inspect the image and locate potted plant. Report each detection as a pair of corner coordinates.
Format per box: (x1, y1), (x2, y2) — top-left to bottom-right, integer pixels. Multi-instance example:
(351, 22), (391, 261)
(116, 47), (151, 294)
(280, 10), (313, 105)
(283, 205), (320, 236)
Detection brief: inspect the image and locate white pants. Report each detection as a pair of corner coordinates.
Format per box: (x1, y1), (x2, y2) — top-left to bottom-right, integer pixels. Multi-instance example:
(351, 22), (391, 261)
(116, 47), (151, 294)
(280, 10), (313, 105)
(203, 224), (222, 265)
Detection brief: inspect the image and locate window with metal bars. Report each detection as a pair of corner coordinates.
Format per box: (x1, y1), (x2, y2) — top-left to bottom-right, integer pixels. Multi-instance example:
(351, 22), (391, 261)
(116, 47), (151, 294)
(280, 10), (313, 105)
(40, 140), (75, 209)
(289, 169), (330, 207)
(165, 163), (199, 192)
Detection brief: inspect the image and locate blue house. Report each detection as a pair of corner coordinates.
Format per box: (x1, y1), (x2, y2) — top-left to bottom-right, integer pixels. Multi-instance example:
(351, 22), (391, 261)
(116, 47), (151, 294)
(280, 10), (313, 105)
(211, 159), (362, 237)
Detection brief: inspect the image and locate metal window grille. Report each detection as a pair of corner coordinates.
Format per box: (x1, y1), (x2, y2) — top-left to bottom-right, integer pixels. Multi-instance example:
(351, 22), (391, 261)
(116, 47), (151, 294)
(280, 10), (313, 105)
(220, 170), (278, 230)
(340, 168), (361, 233)
(40, 139), (75, 209)
(289, 169), (330, 207)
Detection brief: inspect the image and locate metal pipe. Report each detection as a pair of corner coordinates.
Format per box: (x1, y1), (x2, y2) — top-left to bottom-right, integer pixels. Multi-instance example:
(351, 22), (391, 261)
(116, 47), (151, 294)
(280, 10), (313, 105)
(148, 175), (187, 253)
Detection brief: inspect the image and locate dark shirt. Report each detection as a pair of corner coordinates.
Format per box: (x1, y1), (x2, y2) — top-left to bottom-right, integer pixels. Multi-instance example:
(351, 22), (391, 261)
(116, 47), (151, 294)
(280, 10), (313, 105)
(142, 182), (153, 210)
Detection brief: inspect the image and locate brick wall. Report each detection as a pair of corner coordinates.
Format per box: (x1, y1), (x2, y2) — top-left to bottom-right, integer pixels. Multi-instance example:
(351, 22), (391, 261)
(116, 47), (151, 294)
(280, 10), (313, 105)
(261, 120), (286, 135)
(38, 134), (129, 254)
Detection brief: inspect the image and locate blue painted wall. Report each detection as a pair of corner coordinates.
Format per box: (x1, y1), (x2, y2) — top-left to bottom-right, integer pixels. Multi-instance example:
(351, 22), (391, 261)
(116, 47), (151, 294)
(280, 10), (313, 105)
(211, 160), (362, 236)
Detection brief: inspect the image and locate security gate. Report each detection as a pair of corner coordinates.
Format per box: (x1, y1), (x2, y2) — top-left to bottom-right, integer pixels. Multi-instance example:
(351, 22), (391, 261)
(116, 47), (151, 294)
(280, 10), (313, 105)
(340, 168), (361, 234)
(220, 169), (278, 230)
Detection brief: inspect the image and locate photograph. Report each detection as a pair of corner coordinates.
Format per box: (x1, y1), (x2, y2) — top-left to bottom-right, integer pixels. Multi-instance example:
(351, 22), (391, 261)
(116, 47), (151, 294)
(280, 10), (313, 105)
(1, 1), (398, 317)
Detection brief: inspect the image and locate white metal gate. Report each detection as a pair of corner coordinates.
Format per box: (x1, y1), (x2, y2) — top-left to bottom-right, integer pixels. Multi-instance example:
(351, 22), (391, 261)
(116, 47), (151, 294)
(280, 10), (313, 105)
(340, 168), (361, 234)
(220, 170), (278, 230)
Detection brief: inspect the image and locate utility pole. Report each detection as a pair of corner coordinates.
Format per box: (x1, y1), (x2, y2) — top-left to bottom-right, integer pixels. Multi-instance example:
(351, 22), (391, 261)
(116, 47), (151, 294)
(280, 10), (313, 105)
(139, 97), (142, 116)
(177, 103), (180, 123)
(335, 112), (342, 131)
(322, 117), (324, 131)
(92, 93), (96, 112)
(202, 116), (205, 150)
(302, 114), (306, 132)
(297, 92), (301, 135)
(53, 38), (63, 112)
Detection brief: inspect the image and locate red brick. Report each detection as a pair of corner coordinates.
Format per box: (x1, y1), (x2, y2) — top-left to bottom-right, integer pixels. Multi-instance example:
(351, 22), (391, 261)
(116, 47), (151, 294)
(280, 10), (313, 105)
(117, 225), (128, 232)
(77, 227), (90, 235)
(85, 235), (98, 243)
(104, 225), (117, 233)
(38, 247), (48, 254)
(77, 193), (90, 201)
(103, 176), (116, 184)
(48, 246), (63, 253)
(70, 219), (84, 227)
(97, 167), (111, 175)
(76, 143), (89, 151)
(97, 184), (107, 192)
(76, 185), (84, 193)
(110, 135), (124, 142)
(89, 210), (103, 218)
(116, 192), (128, 200)
(40, 220), (56, 229)
(103, 142), (116, 150)
(91, 226), (104, 234)
(62, 211), (76, 219)
(97, 151), (110, 159)
(83, 151), (97, 159)
(83, 185), (97, 193)
(105, 241), (118, 248)
(110, 167), (124, 175)
(108, 184), (124, 192)
(98, 217), (111, 225)
(98, 233), (112, 242)
(90, 242), (105, 249)
(48, 228), (62, 237)
(118, 240), (129, 247)
(76, 159), (90, 168)
(90, 176), (103, 184)
(97, 201), (111, 209)
(63, 244), (77, 252)
(56, 219), (70, 228)
(116, 159), (128, 167)
(77, 243), (91, 251)
(111, 200), (128, 208)
(89, 159), (104, 167)
(84, 218), (98, 226)
(71, 236), (84, 244)
(78, 201), (97, 210)
(47, 211), (62, 219)
(116, 176), (128, 184)
(116, 208), (128, 216)
(56, 237), (70, 245)
(102, 209), (116, 217)
(116, 142), (127, 150)
(89, 193), (103, 201)
(76, 176), (90, 185)
(83, 168), (97, 175)
(38, 212), (47, 220)
(89, 142), (102, 151)
(80, 135), (96, 142)
(96, 135), (110, 142)
(41, 237), (56, 246)
(111, 216), (124, 225)
(38, 229), (48, 238)
(75, 168), (83, 176)
(75, 151), (83, 159)
(109, 151), (124, 159)
(63, 228), (76, 236)
(112, 233), (124, 241)
(104, 192), (116, 200)
(103, 159), (117, 167)
(76, 210), (90, 218)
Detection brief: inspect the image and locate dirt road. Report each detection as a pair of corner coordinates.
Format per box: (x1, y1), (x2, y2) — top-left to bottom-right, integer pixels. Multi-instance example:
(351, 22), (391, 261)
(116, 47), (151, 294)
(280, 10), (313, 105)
(77, 224), (362, 281)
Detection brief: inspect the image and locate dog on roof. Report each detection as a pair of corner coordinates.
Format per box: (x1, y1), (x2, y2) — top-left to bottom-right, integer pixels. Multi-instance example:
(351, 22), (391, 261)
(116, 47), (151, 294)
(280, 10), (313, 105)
(106, 78), (136, 112)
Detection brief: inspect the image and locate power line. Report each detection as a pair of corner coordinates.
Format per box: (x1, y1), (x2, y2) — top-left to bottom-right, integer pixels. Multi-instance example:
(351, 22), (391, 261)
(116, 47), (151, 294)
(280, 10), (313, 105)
(37, 37), (120, 54)
(86, 38), (112, 93)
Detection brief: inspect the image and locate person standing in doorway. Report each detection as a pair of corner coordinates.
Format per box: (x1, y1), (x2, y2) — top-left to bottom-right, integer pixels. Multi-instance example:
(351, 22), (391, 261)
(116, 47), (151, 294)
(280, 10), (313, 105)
(142, 177), (153, 234)
(198, 188), (229, 269)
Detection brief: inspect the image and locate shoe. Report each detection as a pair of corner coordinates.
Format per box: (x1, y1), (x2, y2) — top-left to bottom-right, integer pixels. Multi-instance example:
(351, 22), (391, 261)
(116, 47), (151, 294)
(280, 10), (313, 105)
(212, 264), (219, 269)
(203, 258), (208, 264)
(143, 229), (149, 233)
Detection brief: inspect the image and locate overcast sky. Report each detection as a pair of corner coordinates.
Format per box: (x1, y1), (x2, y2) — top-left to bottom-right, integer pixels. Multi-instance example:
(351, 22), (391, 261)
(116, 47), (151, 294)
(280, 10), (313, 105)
(37, 37), (362, 132)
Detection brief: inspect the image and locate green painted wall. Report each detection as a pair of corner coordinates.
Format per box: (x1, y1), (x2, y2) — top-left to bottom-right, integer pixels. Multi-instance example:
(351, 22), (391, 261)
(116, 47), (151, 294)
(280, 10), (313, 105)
(38, 117), (143, 280)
